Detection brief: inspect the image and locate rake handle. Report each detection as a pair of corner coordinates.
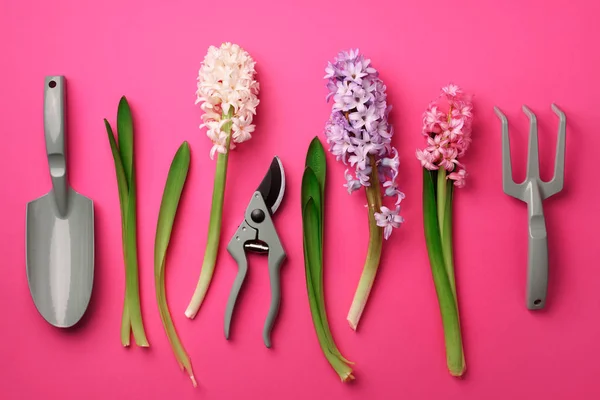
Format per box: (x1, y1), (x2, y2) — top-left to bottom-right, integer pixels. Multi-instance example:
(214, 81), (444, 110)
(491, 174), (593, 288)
(527, 217), (548, 310)
(526, 182), (548, 310)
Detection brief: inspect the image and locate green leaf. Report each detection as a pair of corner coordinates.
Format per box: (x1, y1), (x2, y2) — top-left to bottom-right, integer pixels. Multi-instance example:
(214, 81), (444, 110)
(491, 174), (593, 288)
(302, 195), (325, 337)
(104, 119), (132, 346)
(301, 140), (353, 380)
(303, 170), (352, 363)
(155, 142), (191, 287)
(301, 168), (324, 308)
(303, 198), (353, 380)
(303, 198), (324, 326)
(154, 141), (196, 386)
(301, 169), (330, 346)
(305, 137), (327, 270)
(305, 137), (326, 210)
(123, 158), (148, 347)
(302, 140), (324, 274)
(105, 99), (148, 347)
(423, 168), (465, 376)
(104, 120), (129, 223)
(117, 96), (134, 186)
(301, 167), (321, 226)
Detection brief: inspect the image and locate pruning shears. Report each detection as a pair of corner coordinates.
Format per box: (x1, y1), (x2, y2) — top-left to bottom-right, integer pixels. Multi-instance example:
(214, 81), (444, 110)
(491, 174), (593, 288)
(224, 156), (286, 348)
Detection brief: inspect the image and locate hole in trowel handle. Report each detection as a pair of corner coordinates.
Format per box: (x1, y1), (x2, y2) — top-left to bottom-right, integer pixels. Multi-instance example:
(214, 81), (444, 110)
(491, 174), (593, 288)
(534, 299), (542, 306)
(48, 153), (66, 177)
(49, 80), (57, 88)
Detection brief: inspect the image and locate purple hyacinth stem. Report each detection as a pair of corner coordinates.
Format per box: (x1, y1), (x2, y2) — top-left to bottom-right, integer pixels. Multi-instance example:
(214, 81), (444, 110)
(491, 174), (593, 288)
(347, 155), (384, 330)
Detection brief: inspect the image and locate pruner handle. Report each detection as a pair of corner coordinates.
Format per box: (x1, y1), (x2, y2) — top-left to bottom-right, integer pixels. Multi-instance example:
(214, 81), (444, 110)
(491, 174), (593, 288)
(225, 192), (287, 347)
(263, 244), (285, 348)
(224, 220), (253, 341)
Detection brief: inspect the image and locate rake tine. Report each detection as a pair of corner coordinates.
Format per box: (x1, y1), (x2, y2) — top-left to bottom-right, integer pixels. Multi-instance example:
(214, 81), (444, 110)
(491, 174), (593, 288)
(522, 105), (540, 180)
(494, 106), (523, 201)
(542, 104), (566, 198)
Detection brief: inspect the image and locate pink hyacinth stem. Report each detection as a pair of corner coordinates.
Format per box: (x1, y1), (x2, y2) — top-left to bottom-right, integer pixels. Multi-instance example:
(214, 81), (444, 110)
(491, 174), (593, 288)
(437, 169), (457, 297)
(347, 156), (384, 330)
(423, 169), (465, 376)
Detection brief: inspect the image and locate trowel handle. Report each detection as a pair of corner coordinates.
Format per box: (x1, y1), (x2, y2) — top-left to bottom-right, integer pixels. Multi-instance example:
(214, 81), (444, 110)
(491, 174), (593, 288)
(44, 76), (69, 217)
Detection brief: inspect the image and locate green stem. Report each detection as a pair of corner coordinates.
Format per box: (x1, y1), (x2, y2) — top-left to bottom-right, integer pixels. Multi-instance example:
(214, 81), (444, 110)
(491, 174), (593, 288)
(119, 176), (131, 347)
(124, 170), (149, 346)
(347, 157), (383, 330)
(437, 169), (447, 234)
(185, 109), (233, 319)
(121, 299), (131, 346)
(437, 169), (456, 297)
(442, 182), (456, 298)
(423, 169), (465, 376)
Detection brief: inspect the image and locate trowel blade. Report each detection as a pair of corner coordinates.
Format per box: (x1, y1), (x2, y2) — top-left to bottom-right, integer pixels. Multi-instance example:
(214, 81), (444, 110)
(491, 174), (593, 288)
(26, 189), (94, 328)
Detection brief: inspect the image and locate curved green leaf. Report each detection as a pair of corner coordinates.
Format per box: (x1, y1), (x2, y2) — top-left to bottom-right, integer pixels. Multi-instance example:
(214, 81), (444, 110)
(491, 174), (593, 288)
(154, 141), (196, 386)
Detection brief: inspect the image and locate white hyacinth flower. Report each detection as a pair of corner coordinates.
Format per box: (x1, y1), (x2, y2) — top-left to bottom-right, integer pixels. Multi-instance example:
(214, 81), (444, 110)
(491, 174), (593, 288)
(195, 42), (260, 159)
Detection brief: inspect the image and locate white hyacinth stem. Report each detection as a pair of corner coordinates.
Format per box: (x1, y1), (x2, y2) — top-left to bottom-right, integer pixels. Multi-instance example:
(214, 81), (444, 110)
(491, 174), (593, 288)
(186, 109), (234, 319)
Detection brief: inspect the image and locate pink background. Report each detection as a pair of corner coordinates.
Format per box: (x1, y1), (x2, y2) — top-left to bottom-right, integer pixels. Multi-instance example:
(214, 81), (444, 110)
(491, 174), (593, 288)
(1, 0), (599, 399)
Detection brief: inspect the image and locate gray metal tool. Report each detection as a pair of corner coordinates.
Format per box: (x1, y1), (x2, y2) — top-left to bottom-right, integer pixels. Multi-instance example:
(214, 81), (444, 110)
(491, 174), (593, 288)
(26, 76), (95, 327)
(494, 104), (566, 310)
(224, 156), (286, 348)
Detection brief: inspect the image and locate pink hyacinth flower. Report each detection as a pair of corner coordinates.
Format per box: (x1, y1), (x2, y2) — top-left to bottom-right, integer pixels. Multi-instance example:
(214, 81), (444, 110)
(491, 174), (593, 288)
(448, 169), (467, 188)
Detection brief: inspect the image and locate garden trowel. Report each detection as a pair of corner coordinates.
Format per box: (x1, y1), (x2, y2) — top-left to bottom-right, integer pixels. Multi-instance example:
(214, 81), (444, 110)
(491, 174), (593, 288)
(26, 76), (94, 327)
